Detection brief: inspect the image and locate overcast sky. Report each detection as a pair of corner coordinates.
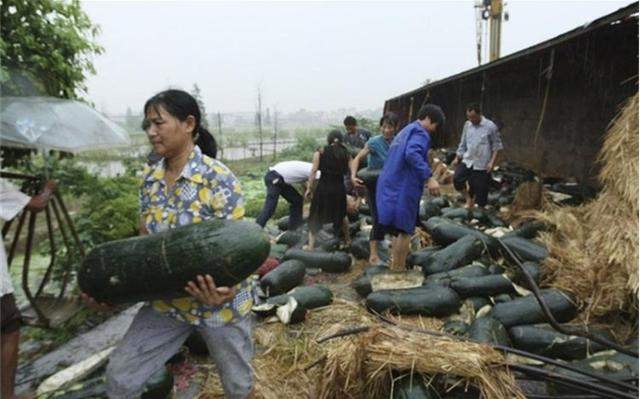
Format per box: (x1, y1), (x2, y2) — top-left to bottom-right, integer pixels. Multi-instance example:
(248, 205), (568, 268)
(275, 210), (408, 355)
(82, 0), (631, 115)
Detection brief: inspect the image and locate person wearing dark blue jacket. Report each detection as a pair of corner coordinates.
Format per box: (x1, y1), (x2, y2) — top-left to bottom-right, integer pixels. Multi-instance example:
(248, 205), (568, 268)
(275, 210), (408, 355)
(376, 104), (445, 270)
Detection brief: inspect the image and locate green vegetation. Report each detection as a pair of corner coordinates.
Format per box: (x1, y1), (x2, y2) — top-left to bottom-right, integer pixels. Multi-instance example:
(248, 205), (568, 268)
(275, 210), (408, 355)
(0, 0), (103, 98)
(0, 0), (103, 166)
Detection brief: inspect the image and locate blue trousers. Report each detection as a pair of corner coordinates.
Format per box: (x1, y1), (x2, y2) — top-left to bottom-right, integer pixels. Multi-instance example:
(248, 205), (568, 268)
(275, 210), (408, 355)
(256, 170), (303, 229)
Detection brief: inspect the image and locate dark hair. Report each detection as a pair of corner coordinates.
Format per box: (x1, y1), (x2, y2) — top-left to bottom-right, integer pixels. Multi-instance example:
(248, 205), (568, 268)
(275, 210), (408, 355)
(327, 129), (344, 145)
(321, 129), (350, 174)
(465, 102), (482, 114)
(416, 104), (446, 128)
(379, 111), (399, 127)
(343, 115), (357, 126)
(142, 89), (218, 159)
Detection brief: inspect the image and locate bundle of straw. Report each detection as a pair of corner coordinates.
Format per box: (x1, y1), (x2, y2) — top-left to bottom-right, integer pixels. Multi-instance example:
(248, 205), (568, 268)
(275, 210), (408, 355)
(535, 92), (639, 320)
(317, 325), (525, 399)
(198, 299), (374, 399)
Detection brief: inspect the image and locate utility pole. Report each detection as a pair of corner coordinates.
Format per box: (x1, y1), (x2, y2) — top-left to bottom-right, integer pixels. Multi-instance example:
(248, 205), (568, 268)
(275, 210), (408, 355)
(474, 0), (484, 65)
(477, 0), (507, 64)
(216, 111), (223, 160)
(272, 107), (278, 161)
(489, 0), (503, 62)
(256, 88), (263, 161)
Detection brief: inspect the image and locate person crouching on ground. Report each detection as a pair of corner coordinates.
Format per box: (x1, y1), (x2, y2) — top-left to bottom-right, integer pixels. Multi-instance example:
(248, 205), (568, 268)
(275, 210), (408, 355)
(255, 160), (318, 230)
(80, 89), (256, 399)
(350, 112), (399, 264)
(376, 104), (445, 271)
(451, 103), (503, 209)
(305, 130), (352, 250)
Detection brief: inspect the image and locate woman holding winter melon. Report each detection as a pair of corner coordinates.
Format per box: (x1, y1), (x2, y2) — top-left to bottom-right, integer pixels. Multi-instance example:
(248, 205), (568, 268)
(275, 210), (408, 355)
(80, 89), (255, 399)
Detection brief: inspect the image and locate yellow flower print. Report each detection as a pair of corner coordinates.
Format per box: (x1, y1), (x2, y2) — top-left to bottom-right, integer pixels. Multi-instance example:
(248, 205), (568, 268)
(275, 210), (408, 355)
(172, 298), (193, 312)
(219, 308), (233, 323)
(152, 168), (165, 181)
(152, 300), (171, 312)
(190, 173), (203, 183)
(213, 165), (227, 175)
(150, 182), (161, 196)
(154, 208), (163, 222)
(198, 188), (212, 204)
(232, 206), (245, 220)
(189, 201), (201, 213)
(193, 215), (202, 223)
(211, 192), (225, 210)
(202, 156), (214, 167)
(185, 313), (199, 323)
(238, 298), (253, 315)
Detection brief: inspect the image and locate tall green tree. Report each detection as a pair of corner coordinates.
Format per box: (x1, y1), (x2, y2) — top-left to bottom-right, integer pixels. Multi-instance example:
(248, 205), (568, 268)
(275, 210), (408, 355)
(0, 0), (103, 98)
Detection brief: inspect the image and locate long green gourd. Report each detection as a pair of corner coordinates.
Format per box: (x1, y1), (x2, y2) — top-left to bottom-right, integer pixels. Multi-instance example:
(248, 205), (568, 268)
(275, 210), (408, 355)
(78, 219), (270, 304)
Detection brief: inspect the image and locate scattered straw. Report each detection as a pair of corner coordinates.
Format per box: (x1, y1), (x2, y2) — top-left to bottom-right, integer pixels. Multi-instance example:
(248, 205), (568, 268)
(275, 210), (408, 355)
(197, 298), (524, 398)
(533, 92), (639, 321)
(505, 181), (546, 224)
(317, 324), (525, 399)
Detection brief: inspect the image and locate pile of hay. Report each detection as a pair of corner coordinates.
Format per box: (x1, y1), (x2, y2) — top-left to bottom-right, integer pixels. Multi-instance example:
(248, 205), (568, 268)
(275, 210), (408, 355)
(197, 299), (524, 398)
(535, 92), (638, 321)
(317, 324), (525, 399)
(198, 299), (372, 398)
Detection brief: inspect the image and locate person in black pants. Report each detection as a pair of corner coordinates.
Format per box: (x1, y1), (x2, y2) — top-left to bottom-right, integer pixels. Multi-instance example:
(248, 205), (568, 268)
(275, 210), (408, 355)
(350, 112), (399, 264)
(452, 103), (503, 208)
(256, 161), (316, 230)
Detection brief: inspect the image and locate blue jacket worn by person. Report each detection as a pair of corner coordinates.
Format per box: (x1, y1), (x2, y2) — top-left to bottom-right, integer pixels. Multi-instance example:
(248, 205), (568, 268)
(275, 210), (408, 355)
(376, 121), (432, 234)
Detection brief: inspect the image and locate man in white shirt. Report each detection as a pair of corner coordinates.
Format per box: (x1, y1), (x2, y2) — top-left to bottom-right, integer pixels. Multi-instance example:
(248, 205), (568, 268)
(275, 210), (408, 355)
(1, 179), (55, 399)
(255, 161), (318, 230)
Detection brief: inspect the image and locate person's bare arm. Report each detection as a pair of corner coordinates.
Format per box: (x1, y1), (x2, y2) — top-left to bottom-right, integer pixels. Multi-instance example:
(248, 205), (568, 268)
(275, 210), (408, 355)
(486, 124), (503, 171)
(25, 180), (56, 212)
(305, 151), (321, 200)
(139, 216), (149, 235)
(426, 177), (440, 196)
(350, 146), (370, 188)
(486, 149), (500, 172)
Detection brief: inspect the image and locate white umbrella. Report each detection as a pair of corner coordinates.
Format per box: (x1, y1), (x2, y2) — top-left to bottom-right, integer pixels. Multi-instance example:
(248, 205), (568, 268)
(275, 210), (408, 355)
(0, 96), (131, 153)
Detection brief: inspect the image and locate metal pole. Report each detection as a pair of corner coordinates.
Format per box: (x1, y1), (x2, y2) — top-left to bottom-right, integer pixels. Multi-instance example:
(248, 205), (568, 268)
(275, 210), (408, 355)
(489, 0), (502, 61)
(53, 192), (85, 256)
(217, 112), (223, 161)
(35, 204), (57, 299)
(22, 210), (48, 326)
(7, 211), (27, 268)
(273, 108), (278, 161)
(510, 364), (637, 399)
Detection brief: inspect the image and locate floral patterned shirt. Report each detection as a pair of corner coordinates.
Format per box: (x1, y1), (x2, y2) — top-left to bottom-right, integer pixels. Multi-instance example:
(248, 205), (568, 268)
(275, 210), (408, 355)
(139, 146), (253, 327)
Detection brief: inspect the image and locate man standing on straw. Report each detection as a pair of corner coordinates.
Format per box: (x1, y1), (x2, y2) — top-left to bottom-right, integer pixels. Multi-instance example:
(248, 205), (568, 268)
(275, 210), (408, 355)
(452, 103), (503, 209)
